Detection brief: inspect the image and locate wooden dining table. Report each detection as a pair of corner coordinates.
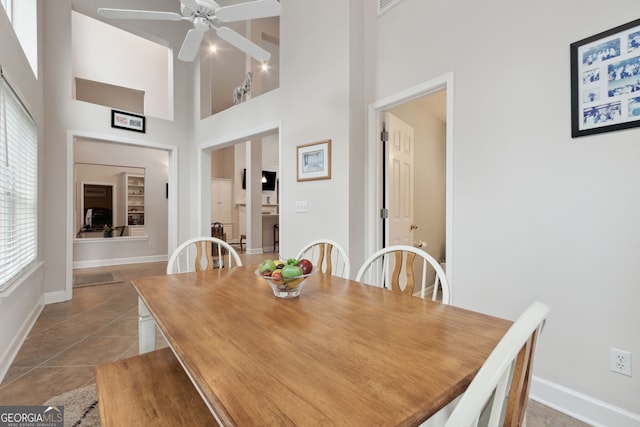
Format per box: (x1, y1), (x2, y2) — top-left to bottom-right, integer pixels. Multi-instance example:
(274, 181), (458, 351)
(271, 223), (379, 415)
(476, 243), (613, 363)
(132, 266), (511, 426)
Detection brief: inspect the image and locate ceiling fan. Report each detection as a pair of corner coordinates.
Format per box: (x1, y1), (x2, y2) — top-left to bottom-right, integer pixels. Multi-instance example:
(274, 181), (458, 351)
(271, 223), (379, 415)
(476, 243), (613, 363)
(97, 0), (281, 62)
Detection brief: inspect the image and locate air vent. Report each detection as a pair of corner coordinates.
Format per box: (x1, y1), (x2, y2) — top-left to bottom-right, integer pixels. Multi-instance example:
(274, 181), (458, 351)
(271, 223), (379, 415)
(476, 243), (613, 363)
(378, 0), (404, 15)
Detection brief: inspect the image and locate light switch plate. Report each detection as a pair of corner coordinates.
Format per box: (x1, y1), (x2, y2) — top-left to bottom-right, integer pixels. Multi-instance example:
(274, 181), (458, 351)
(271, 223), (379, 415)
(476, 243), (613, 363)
(295, 201), (308, 213)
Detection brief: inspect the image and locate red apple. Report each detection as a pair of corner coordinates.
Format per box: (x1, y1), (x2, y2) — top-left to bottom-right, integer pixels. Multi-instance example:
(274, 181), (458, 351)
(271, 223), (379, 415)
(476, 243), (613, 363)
(297, 259), (313, 275)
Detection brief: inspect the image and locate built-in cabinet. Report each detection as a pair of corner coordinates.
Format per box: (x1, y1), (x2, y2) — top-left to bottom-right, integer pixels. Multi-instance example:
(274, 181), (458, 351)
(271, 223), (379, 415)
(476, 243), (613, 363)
(121, 173), (145, 236)
(211, 179), (233, 240)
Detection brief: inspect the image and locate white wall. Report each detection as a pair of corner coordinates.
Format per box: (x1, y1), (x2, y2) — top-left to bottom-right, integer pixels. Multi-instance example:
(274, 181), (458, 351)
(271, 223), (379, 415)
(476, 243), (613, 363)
(72, 11), (172, 120)
(2, 0), (637, 423)
(371, 0), (640, 422)
(43, 0), (196, 301)
(0, 0), (45, 382)
(195, 0), (353, 261)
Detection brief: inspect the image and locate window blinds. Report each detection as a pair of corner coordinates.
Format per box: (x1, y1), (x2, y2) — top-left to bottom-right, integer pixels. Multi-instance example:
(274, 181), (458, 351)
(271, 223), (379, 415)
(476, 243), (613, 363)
(0, 71), (37, 289)
(378, 0), (404, 15)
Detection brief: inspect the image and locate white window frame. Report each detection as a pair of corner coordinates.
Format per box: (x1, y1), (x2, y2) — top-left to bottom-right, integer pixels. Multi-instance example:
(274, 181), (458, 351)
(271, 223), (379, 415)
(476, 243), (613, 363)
(0, 70), (38, 292)
(1, 0), (11, 22)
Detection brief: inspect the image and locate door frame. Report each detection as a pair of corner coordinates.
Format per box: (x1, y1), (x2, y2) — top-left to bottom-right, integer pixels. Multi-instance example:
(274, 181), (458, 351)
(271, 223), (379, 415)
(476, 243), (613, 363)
(366, 73), (454, 294)
(198, 121), (282, 253)
(66, 129), (179, 301)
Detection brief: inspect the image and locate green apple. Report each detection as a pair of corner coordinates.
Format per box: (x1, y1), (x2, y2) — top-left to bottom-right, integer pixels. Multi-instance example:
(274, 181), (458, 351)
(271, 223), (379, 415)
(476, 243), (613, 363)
(259, 259), (277, 274)
(282, 264), (303, 281)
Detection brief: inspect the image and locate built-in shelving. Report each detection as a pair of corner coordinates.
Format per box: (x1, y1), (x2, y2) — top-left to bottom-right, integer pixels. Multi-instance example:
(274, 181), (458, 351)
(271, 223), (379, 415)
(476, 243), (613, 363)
(122, 173), (145, 236)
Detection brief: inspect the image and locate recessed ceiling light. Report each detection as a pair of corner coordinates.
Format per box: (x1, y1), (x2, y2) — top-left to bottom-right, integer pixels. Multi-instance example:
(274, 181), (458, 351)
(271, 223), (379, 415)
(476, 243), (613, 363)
(209, 44), (217, 53)
(261, 63), (269, 72)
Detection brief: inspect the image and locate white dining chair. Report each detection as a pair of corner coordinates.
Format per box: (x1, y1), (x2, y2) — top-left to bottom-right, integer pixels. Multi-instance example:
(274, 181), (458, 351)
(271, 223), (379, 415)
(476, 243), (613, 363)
(295, 239), (351, 279)
(443, 302), (550, 427)
(166, 236), (242, 274)
(139, 237), (244, 354)
(355, 245), (450, 304)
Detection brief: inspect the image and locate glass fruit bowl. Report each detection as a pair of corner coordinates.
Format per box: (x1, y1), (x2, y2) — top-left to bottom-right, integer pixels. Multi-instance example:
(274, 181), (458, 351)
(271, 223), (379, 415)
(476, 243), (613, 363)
(255, 268), (317, 298)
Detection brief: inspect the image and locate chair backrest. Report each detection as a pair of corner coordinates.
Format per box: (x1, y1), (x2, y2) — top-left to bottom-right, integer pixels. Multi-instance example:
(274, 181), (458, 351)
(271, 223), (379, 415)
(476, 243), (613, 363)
(167, 237), (243, 274)
(211, 222), (225, 239)
(444, 302), (550, 427)
(355, 245), (450, 304)
(295, 239), (351, 279)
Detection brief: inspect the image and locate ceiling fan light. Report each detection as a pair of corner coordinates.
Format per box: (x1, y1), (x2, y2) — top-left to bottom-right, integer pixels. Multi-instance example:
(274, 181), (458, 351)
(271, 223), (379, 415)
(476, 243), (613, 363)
(261, 63), (269, 72)
(209, 44), (217, 53)
(97, 0), (280, 62)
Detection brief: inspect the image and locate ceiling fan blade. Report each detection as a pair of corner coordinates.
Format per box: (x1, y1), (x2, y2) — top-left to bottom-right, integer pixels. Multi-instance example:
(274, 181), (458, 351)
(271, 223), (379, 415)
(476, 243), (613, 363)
(216, 26), (271, 62)
(178, 29), (206, 62)
(97, 8), (184, 21)
(215, 0), (282, 23)
(180, 0), (199, 11)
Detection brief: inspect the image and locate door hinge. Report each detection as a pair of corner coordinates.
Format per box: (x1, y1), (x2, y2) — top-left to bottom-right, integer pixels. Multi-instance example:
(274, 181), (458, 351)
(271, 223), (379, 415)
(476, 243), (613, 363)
(380, 208), (389, 219)
(380, 130), (388, 142)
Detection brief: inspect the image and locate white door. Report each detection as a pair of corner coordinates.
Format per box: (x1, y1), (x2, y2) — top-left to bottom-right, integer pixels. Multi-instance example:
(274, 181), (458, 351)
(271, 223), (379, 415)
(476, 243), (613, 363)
(385, 112), (415, 247)
(211, 179), (233, 238)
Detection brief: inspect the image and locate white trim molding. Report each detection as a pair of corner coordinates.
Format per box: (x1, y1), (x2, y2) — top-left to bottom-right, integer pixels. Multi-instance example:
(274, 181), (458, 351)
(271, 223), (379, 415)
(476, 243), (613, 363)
(530, 376), (640, 427)
(367, 73), (454, 300)
(0, 261), (43, 301)
(73, 254), (168, 270)
(66, 129), (179, 301)
(0, 293), (44, 383)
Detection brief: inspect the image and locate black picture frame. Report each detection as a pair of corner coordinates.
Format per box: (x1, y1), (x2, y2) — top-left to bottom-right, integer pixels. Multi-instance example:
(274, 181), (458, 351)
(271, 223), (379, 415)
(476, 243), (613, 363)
(111, 109), (146, 133)
(571, 18), (640, 138)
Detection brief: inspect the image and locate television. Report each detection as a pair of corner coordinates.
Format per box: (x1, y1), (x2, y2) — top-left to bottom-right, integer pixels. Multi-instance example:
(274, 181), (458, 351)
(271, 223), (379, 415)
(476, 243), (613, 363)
(242, 169), (277, 191)
(83, 207), (112, 230)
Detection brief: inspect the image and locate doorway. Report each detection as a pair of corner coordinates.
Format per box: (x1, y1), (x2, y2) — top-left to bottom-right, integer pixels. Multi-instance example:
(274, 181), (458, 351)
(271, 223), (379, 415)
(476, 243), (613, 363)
(200, 123), (282, 255)
(66, 131), (178, 300)
(367, 73), (454, 292)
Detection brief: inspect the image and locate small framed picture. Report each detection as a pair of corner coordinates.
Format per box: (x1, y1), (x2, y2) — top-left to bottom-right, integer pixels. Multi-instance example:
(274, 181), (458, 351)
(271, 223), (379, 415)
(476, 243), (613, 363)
(571, 18), (640, 137)
(297, 140), (331, 182)
(111, 109), (146, 133)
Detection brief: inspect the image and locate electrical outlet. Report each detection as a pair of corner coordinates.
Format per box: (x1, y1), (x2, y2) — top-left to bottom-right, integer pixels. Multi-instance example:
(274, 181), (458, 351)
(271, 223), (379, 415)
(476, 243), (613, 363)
(611, 348), (632, 376)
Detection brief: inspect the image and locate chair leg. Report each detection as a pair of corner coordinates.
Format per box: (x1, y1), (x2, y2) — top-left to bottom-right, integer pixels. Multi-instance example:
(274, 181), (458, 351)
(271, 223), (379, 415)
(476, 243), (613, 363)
(274, 224), (279, 252)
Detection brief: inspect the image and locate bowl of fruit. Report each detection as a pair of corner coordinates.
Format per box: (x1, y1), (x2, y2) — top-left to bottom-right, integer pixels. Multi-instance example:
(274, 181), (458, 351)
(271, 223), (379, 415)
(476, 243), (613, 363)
(256, 258), (315, 298)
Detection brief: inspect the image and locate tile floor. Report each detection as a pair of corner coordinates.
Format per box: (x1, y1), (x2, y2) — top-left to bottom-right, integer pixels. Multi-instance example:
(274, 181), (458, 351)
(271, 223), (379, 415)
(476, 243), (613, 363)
(0, 254), (591, 426)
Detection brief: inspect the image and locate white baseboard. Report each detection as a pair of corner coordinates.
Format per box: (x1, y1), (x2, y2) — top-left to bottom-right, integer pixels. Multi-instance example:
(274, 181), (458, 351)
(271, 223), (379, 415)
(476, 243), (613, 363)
(0, 294), (45, 384)
(45, 290), (70, 304)
(530, 376), (640, 426)
(73, 255), (167, 269)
